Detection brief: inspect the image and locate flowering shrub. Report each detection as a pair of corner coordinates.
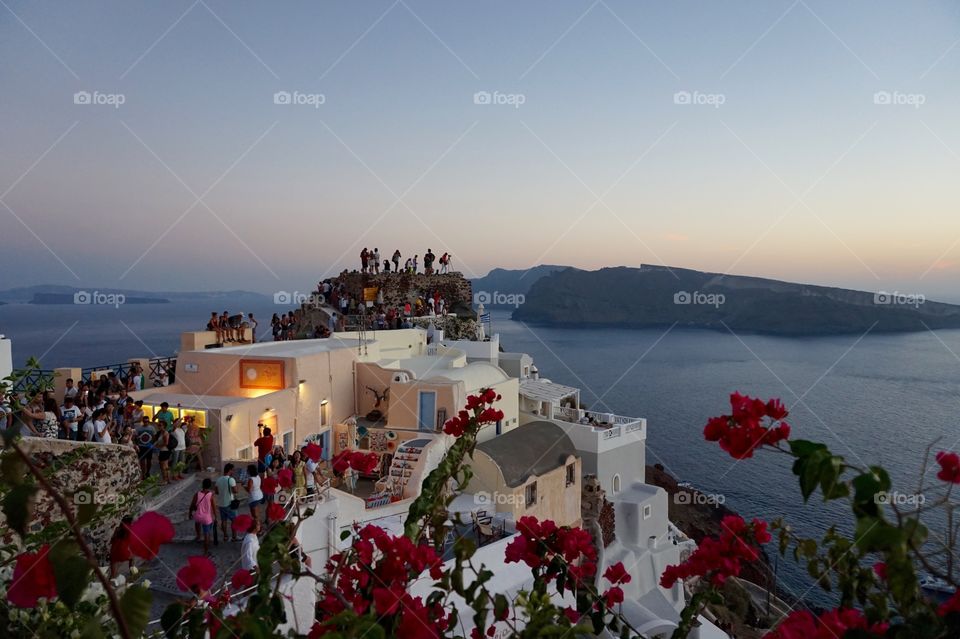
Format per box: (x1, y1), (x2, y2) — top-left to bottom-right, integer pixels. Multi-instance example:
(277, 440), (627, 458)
(701, 392), (960, 638)
(5, 355), (960, 638)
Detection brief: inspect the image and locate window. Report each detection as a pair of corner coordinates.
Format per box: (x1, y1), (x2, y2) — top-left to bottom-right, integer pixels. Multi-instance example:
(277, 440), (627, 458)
(237, 445), (254, 460)
(612, 474), (621, 493)
(320, 401), (329, 428)
(282, 430), (294, 454)
(525, 482), (538, 509)
(566, 463), (576, 486)
(436, 408), (447, 429)
(643, 504), (652, 520)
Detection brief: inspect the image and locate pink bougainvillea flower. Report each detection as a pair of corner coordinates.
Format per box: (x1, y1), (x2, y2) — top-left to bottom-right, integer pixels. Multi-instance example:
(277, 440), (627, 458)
(177, 556), (217, 594)
(128, 511), (175, 559)
(7, 545), (57, 608)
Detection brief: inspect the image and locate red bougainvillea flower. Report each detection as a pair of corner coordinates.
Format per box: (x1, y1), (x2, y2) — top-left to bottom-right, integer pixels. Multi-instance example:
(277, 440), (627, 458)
(601, 586), (624, 607)
(231, 568), (255, 590)
(267, 501), (286, 522)
(176, 556), (217, 594)
(661, 516), (769, 589)
(233, 514), (254, 535)
(127, 511), (175, 560)
(936, 451), (960, 483)
(445, 390), (504, 438)
(332, 450), (379, 475)
(873, 562), (887, 581)
(7, 545), (57, 608)
(303, 443), (323, 462)
(766, 608), (888, 638)
(505, 515), (598, 596)
(261, 476), (279, 495)
(938, 590), (960, 616)
(603, 562), (632, 585)
(703, 393), (791, 459)
(277, 468), (294, 488)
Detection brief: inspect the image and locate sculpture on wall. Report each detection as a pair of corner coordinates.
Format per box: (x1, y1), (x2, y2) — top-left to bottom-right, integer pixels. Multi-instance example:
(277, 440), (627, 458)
(365, 385), (390, 421)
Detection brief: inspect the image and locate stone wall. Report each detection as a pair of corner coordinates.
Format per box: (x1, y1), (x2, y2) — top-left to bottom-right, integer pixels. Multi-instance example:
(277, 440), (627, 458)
(0, 439), (141, 560)
(328, 270), (473, 314)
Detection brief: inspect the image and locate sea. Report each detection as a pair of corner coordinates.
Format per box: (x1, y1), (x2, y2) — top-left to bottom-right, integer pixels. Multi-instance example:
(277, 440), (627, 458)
(2, 302), (958, 609)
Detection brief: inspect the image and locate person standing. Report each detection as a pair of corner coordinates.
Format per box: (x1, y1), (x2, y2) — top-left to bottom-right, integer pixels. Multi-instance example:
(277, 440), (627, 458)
(215, 464), (239, 542)
(171, 419), (187, 480)
(372, 248), (380, 274)
(360, 247), (369, 273)
(156, 427), (172, 483)
(392, 249), (401, 273)
(424, 249), (435, 275)
(412, 255), (419, 273)
(254, 424), (274, 473)
(246, 464), (264, 524)
(60, 396), (82, 440)
(155, 402), (174, 430)
(247, 313), (258, 343)
(135, 416), (156, 478)
(189, 478), (216, 555)
(240, 518), (261, 572)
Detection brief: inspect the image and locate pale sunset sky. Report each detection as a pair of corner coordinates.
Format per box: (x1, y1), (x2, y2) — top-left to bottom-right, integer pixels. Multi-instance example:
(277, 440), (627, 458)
(1, 1), (959, 299)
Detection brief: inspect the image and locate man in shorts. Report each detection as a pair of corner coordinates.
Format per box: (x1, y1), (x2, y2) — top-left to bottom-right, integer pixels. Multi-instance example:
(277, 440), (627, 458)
(135, 417), (157, 478)
(215, 464), (239, 541)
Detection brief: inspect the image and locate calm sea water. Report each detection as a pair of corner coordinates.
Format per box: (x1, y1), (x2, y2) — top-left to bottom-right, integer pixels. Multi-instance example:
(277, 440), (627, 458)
(3, 302), (958, 607)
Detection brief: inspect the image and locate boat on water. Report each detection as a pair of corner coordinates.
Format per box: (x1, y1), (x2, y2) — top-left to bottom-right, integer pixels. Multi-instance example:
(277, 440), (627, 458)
(920, 574), (957, 597)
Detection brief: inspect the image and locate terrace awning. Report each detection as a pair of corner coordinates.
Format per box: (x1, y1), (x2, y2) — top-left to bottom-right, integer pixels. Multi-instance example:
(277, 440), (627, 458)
(519, 379), (579, 404)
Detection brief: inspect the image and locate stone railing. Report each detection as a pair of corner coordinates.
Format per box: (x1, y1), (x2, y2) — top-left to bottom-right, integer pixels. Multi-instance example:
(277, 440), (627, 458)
(552, 407), (645, 438)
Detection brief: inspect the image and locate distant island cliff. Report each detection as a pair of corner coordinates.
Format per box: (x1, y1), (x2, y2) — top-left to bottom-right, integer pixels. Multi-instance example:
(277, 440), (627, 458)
(512, 265), (960, 336)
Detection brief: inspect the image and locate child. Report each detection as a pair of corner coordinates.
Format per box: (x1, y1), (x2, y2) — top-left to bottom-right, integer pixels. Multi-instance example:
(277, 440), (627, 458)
(189, 478), (216, 555)
(109, 516), (134, 578)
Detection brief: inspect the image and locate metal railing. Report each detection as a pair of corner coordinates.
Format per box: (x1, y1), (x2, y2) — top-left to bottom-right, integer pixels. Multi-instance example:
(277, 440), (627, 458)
(11, 356), (177, 393)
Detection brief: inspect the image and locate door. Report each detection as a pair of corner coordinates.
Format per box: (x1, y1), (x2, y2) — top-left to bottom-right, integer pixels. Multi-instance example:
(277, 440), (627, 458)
(418, 391), (437, 431)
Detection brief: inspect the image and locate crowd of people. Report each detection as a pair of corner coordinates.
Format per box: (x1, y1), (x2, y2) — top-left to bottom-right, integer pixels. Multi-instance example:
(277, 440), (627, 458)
(318, 272), (452, 333)
(206, 311), (259, 345)
(359, 247), (452, 275)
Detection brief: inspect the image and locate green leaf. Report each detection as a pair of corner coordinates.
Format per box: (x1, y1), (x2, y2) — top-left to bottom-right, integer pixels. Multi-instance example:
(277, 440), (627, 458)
(789, 439), (828, 458)
(161, 603), (184, 637)
(50, 541), (91, 608)
(119, 584), (153, 638)
(2, 483), (36, 537)
(74, 486), (98, 525)
(855, 517), (904, 552)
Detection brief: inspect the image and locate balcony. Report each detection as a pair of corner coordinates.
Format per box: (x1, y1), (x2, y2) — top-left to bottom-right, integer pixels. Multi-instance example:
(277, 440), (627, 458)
(552, 406), (645, 441)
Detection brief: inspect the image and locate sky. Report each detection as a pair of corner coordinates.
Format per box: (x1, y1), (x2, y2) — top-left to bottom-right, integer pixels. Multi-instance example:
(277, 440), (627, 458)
(1, 0), (959, 300)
